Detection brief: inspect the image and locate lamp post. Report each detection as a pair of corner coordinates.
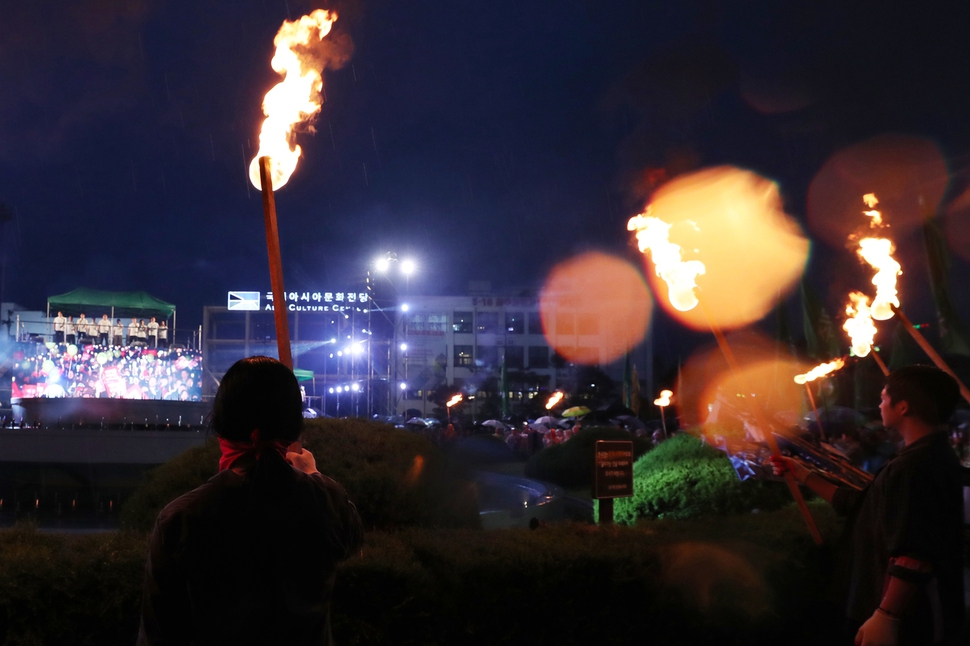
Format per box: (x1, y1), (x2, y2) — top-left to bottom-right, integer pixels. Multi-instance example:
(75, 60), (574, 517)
(369, 252), (418, 418)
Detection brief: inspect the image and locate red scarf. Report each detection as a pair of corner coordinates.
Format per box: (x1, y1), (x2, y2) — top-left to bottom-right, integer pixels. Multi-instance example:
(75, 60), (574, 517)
(218, 429), (290, 472)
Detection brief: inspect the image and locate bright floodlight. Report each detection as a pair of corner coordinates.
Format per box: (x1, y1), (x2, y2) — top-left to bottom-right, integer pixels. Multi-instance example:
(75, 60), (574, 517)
(351, 383), (360, 392)
(375, 257), (391, 272)
(401, 259), (416, 275)
(400, 343), (408, 351)
(328, 387), (334, 394)
(400, 382), (407, 390)
(352, 343), (365, 355)
(401, 303), (410, 312)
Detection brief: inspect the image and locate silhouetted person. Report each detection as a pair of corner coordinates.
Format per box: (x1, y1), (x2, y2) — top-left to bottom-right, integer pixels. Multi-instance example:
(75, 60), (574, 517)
(774, 365), (965, 645)
(138, 356), (363, 645)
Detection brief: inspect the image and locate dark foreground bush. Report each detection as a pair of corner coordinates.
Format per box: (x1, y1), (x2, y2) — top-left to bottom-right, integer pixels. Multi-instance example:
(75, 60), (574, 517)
(121, 418), (480, 532)
(613, 433), (795, 524)
(524, 426), (652, 488)
(0, 525), (146, 646)
(0, 505), (843, 646)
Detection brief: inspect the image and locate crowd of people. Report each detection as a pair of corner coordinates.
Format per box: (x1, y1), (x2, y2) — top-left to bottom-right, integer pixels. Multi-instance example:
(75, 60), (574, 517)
(51, 311), (170, 348)
(11, 343), (202, 401)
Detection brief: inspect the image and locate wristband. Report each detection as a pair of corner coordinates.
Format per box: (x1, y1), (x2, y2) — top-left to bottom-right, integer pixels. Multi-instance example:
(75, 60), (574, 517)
(876, 606), (901, 621)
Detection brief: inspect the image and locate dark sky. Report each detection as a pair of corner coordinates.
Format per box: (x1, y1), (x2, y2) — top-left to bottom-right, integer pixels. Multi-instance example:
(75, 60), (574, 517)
(3, 0), (970, 352)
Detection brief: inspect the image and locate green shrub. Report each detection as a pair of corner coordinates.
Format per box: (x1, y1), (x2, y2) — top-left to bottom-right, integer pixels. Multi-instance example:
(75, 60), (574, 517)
(524, 426), (652, 488)
(0, 506), (843, 646)
(121, 419), (480, 532)
(612, 433), (794, 524)
(0, 524), (146, 646)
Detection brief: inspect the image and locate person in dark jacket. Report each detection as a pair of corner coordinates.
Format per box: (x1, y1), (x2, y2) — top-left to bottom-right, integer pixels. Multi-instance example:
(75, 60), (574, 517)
(774, 365), (965, 645)
(138, 356), (363, 646)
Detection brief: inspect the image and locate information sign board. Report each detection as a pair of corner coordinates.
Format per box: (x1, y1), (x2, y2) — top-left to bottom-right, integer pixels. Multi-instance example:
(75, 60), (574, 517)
(592, 440), (634, 499)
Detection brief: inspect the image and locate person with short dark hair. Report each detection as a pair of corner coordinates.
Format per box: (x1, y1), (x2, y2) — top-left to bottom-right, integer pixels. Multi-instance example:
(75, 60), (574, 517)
(53, 311), (66, 344)
(138, 356), (362, 645)
(774, 365), (965, 645)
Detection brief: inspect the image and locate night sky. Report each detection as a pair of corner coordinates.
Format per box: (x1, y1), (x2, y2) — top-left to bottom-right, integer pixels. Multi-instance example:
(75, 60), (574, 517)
(3, 1), (970, 355)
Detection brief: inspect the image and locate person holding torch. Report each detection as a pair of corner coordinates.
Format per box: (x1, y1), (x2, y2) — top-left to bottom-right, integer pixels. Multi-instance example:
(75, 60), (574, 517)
(138, 356), (362, 646)
(773, 365), (965, 645)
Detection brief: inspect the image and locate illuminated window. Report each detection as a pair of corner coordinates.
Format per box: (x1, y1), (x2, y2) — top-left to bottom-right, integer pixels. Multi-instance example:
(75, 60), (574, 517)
(452, 311), (473, 333)
(454, 345), (473, 367)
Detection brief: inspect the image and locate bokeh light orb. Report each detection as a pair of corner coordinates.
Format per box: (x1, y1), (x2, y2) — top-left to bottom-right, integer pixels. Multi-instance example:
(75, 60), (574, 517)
(642, 166), (810, 331)
(676, 331), (812, 432)
(807, 134), (947, 248)
(539, 252), (653, 365)
(66, 344), (78, 356)
(96, 352), (109, 365)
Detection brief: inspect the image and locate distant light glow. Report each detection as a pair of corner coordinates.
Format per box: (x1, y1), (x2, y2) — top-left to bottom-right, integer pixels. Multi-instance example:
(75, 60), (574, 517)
(400, 382), (407, 390)
(401, 303), (410, 312)
(328, 387), (334, 394)
(351, 383), (360, 392)
(400, 343), (408, 351)
(401, 259), (416, 275)
(375, 257), (390, 272)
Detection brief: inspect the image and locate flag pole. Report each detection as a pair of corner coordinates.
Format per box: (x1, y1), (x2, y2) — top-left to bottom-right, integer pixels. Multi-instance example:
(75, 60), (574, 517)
(258, 156), (293, 369)
(701, 305), (823, 545)
(870, 348), (890, 377)
(892, 305), (970, 405)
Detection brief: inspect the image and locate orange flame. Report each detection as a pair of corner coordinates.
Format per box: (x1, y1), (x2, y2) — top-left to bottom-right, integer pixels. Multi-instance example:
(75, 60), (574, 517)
(843, 292), (877, 357)
(446, 394), (463, 408)
(545, 391), (564, 410)
(627, 208), (706, 311)
(653, 389), (673, 407)
(249, 10), (338, 191)
(793, 358), (845, 385)
(857, 237), (901, 321)
(862, 193), (883, 226)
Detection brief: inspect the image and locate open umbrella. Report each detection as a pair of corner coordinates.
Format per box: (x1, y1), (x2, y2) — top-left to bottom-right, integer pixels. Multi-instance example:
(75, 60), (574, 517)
(534, 415), (559, 425)
(482, 419), (507, 429)
(561, 406), (591, 418)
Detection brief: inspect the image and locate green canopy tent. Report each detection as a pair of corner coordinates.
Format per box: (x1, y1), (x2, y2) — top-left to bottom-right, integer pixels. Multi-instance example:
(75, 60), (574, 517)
(47, 288), (177, 338)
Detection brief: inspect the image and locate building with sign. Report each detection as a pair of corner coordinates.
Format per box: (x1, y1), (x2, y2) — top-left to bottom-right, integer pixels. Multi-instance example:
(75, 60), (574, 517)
(202, 288), (652, 420)
(204, 289), (382, 416)
(392, 293), (652, 419)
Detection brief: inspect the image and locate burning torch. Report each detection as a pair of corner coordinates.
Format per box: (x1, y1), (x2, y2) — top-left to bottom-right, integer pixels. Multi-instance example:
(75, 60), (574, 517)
(653, 389), (672, 437)
(545, 391), (564, 410)
(629, 206), (823, 544)
(793, 358), (845, 439)
(248, 10), (341, 368)
(446, 393), (463, 424)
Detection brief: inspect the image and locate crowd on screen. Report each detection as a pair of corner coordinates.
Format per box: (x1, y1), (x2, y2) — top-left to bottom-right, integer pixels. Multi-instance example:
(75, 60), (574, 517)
(51, 312), (170, 348)
(10, 344), (203, 401)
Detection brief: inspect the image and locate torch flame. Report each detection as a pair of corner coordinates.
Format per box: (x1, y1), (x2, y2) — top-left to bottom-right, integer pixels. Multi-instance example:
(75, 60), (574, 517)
(843, 292), (878, 357)
(627, 209), (706, 311)
(793, 358), (846, 385)
(862, 193), (883, 227)
(545, 391), (564, 410)
(857, 237), (901, 320)
(249, 10), (338, 191)
(653, 389), (673, 407)
(446, 394), (463, 408)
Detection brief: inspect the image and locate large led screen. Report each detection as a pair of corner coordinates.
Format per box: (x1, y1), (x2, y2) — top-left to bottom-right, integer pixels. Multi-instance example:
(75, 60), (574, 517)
(11, 345), (203, 401)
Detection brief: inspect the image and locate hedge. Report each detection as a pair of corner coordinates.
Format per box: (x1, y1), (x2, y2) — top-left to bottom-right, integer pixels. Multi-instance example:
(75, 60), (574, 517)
(121, 418), (480, 533)
(611, 433), (795, 524)
(0, 505), (844, 646)
(524, 426), (652, 488)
